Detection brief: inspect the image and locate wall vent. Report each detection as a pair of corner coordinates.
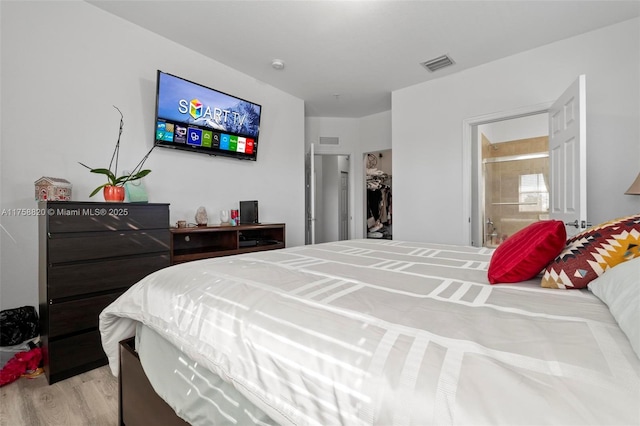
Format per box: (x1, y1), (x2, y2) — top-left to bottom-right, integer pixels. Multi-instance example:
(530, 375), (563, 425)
(319, 136), (339, 145)
(421, 54), (455, 72)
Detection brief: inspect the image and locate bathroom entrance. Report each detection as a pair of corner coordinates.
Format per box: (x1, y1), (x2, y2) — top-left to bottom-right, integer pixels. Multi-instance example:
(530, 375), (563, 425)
(467, 75), (587, 247)
(479, 114), (549, 248)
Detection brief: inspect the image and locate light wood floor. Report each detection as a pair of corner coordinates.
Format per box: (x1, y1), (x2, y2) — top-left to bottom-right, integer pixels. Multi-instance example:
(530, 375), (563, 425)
(0, 365), (118, 426)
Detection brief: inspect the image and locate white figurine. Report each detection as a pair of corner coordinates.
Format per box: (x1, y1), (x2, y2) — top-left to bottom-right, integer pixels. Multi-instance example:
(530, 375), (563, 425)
(220, 210), (230, 225)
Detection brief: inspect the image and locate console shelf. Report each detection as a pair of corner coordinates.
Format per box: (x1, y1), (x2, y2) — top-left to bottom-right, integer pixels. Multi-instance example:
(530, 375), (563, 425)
(170, 223), (285, 264)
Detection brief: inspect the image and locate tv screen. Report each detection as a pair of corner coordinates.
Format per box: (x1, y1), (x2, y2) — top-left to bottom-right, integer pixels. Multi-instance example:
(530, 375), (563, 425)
(154, 70), (262, 161)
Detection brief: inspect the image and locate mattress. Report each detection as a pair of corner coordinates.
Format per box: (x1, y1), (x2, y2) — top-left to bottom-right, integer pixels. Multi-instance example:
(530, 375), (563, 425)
(135, 322), (276, 425)
(101, 239), (640, 425)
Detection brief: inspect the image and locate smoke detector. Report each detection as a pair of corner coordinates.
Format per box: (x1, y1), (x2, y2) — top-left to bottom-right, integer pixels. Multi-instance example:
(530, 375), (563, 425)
(421, 54), (455, 72)
(271, 59), (285, 70)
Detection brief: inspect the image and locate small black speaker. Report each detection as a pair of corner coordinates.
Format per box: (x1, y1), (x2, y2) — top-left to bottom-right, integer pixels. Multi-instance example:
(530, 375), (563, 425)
(239, 200), (259, 224)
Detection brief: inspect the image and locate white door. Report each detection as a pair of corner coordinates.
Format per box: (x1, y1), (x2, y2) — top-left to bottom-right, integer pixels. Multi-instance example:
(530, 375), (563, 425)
(305, 143), (316, 244)
(548, 75), (588, 237)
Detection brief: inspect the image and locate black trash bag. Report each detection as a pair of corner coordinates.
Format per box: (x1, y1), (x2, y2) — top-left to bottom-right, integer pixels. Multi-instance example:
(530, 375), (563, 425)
(0, 306), (39, 347)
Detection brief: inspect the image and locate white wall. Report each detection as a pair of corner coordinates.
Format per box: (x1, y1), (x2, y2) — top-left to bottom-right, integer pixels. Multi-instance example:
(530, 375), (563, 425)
(393, 18), (640, 244)
(306, 110), (392, 239)
(0, 1), (305, 311)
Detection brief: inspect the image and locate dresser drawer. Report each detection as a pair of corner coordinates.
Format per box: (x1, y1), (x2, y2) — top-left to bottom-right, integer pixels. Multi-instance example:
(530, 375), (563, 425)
(48, 254), (169, 299)
(44, 203), (169, 233)
(48, 230), (170, 264)
(49, 293), (121, 338)
(47, 330), (106, 375)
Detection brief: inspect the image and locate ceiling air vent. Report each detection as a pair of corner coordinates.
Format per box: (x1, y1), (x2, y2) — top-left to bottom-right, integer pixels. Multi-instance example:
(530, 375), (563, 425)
(421, 54), (455, 72)
(319, 136), (339, 145)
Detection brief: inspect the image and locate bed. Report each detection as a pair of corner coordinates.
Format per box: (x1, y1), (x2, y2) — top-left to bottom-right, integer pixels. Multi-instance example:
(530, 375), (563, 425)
(100, 238), (640, 425)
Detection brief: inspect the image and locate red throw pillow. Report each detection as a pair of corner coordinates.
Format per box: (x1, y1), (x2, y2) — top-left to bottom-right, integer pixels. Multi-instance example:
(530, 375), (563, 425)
(488, 220), (566, 284)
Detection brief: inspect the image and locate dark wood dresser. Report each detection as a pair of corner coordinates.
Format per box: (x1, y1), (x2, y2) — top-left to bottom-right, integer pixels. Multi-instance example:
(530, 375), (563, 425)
(170, 223), (286, 264)
(38, 201), (170, 384)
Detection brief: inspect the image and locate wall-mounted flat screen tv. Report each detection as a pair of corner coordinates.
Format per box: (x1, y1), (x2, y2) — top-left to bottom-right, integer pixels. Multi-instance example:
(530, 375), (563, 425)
(154, 70), (262, 161)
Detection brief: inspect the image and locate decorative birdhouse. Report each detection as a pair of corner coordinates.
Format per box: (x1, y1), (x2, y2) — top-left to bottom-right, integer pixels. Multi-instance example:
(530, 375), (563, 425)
(34, 177), (72, 202)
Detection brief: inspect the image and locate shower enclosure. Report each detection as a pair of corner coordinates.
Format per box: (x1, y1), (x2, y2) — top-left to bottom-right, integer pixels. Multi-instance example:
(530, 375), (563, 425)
(482, 135), (549, 248)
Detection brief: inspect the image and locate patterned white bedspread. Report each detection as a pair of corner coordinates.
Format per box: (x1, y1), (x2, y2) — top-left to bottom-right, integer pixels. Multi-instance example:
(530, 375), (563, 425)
(100, 239), (640, 425)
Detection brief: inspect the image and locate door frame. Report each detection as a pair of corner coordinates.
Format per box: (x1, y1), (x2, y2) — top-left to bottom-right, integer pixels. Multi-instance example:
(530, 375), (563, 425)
(462, 102), (552, 246)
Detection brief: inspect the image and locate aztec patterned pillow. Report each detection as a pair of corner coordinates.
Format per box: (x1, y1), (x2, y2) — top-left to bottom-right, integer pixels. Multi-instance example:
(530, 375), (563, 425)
(541, 214), (640, 289)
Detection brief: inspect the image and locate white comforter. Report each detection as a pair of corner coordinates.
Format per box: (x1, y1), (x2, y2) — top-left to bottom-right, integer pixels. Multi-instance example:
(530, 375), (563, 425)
(100, 239), (640, 425)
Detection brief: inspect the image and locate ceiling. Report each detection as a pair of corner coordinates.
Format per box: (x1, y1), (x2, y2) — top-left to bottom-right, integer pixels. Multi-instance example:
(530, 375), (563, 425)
(87, 1), (639, 118)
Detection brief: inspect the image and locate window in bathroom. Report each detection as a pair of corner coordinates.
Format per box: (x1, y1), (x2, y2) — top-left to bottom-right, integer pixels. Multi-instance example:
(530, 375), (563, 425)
(519, 173), (549, 213)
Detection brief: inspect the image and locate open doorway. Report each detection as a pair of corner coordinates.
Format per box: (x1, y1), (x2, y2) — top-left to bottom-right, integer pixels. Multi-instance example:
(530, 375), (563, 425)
(478, 114), (549, 247)
(465, 76), (587, 246)
(365, 150), (392, 240)
(313, 154), (350, 244)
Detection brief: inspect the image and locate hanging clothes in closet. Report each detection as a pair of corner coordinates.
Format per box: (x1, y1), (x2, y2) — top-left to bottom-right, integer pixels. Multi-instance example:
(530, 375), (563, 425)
(366, 168), (392, 239)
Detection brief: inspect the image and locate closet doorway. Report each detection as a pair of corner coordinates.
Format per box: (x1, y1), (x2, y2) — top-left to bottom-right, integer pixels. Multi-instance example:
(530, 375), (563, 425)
(365, 150), (392, 240)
